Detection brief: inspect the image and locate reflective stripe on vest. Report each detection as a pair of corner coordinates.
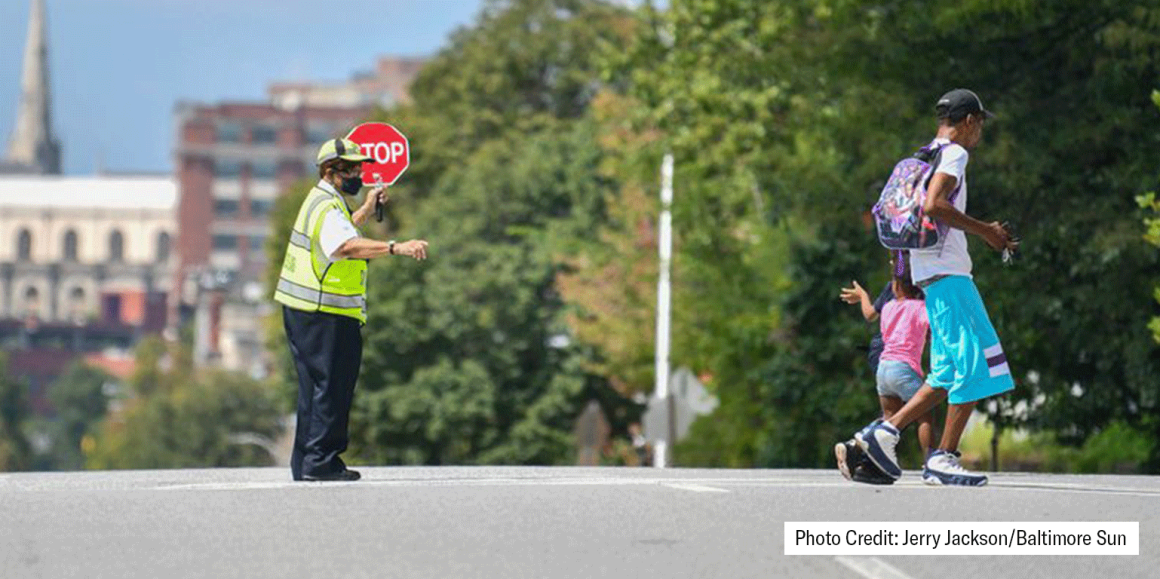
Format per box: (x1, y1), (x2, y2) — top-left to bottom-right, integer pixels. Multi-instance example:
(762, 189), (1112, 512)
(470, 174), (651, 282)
(273, 185), (367, 323)
(303, 192), (340, 278)
(288, 230), (310, 250)
(275, 278), (366, 310)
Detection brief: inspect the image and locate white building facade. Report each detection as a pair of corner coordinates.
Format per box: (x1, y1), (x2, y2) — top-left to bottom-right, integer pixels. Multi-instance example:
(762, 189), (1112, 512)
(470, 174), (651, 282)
(0, 176), (177, 327)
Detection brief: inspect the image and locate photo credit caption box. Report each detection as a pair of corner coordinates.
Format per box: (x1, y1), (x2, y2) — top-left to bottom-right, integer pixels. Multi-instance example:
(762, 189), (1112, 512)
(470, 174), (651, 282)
(784, 522), (1138, 555)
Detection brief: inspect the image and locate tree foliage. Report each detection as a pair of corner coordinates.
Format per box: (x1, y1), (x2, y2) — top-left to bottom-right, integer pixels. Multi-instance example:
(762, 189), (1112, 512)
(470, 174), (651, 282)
(0, 352), (33, 471)
(45, 361), (113, 470)
(258, 0), (1160, 471)
(1138, 89), (1160, 345)
(265, 0), (641, 466)
(594, 0), (1160, 468)
(87, 339), (282, 469)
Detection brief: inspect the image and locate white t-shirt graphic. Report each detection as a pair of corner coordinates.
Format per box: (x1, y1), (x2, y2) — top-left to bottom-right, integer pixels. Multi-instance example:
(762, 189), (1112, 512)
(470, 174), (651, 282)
(910, 138), (972, 283)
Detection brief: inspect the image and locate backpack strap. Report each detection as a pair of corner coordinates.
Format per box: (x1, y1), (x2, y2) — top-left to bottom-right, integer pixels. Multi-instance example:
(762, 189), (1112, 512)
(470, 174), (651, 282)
(916, 142), (962, 201)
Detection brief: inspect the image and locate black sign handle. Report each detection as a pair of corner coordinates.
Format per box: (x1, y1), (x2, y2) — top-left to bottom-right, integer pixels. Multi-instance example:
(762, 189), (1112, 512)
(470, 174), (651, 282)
(374, 174), (385, 223)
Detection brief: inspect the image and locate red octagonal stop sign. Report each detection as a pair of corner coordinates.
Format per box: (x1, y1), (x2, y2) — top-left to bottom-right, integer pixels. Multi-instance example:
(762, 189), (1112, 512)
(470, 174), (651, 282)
(346, 122), (410, 186)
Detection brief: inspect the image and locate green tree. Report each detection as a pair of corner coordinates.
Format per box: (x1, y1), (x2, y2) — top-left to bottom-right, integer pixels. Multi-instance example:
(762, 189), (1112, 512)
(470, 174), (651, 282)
(264, 0), (640, 466)
(554, 92), (664, 397)
(46, 362), (113, 470)
(129, 334), (172, 397)
(263, 0), (1160, 471)
(599, 0), (890, 466)
(1138, 89), (1160, 345)
(353, 122), (622, 465)
(1140, 189), (1160, 342)
(600, 0), (1160, 468)
(398, 0), (636, 196)
(0, 352), (33, 471)
(874, 0), (1160, 462)
(87, 340), (282, 469)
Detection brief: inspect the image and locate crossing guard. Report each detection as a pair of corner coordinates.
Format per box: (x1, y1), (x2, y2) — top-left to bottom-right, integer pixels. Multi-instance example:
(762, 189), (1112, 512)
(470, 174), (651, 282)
(275, 137), (427, 481)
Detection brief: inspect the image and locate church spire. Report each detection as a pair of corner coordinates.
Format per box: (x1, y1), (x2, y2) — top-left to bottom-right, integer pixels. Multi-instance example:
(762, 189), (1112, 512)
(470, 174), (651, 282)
(6, 0), (60, 174)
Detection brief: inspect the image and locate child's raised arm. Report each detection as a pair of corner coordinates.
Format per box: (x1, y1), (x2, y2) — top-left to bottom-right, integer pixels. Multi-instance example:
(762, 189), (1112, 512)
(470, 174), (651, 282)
(839, 280), (878, 322)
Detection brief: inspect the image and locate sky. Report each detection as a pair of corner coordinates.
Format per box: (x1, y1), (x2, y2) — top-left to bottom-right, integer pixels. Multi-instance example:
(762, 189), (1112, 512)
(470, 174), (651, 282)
(0, 0), (486, 175)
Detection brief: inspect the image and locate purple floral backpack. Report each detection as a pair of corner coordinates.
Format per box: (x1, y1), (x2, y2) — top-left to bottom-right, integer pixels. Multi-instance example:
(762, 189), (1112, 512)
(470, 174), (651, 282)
(872, 143), (960, 250)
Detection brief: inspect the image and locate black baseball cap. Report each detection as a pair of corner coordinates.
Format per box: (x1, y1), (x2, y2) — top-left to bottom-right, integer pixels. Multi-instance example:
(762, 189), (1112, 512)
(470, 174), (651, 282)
(936, 89), (995, 121)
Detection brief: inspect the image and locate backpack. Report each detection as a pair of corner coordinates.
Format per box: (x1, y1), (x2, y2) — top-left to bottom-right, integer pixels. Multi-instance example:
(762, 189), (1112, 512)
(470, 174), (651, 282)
(871, 143), (960, 250)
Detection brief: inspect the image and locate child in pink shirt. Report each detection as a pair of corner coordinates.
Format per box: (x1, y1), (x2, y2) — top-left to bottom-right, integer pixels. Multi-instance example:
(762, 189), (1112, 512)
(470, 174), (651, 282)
(837, 256), (937, 484)
(876, 265), (935, 457)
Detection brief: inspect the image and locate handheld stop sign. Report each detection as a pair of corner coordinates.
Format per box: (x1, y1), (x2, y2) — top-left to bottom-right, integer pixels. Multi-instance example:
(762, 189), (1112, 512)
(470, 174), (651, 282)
(346, 122), (410, 221)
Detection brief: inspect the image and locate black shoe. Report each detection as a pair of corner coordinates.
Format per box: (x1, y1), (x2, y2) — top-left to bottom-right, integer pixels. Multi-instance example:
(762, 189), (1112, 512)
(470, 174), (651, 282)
(852, 462), (894, 486)
(835, 439), (864, 481)
(302, 469), (361, 482)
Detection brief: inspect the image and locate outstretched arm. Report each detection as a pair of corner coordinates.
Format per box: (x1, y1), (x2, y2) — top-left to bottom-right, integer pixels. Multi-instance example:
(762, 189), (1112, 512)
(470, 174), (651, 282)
(333, 238), (428, 260)
(840, 280), (878, 322)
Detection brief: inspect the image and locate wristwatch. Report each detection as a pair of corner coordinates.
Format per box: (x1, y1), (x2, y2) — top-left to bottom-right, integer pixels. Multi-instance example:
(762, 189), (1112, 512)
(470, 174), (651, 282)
(388, 240), (396, 255)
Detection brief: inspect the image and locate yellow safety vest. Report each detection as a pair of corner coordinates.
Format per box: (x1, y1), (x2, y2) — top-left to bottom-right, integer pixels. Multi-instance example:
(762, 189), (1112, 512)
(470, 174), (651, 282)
(273, 184), (367, 323)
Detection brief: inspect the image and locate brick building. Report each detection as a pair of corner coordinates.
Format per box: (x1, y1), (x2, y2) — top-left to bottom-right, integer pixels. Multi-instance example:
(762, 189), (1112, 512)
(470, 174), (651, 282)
(173, 57), (425, 375)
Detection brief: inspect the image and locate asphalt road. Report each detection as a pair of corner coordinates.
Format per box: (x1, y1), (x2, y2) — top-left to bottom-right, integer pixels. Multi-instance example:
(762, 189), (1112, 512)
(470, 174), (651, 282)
(1, 467), (1156, 578)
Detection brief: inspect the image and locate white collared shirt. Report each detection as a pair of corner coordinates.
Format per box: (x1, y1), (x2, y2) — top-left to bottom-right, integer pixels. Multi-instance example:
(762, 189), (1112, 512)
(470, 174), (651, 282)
(315, 180), (359, 259)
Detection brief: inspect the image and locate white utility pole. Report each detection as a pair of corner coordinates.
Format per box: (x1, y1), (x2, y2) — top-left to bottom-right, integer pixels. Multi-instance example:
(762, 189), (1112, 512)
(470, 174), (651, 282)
(653, 153), (674, 468)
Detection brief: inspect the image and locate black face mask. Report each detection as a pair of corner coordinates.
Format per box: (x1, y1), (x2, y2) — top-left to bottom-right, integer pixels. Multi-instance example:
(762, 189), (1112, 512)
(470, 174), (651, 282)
(338, 174), (363, 195)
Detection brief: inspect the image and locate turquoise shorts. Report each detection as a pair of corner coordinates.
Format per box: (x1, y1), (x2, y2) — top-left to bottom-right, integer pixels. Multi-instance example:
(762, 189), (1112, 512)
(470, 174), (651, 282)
(924, 275), (1015, 404)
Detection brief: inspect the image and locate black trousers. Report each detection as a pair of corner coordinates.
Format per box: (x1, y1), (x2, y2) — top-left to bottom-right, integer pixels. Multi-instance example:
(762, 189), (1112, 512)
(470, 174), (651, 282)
(282, 306), (362, 480)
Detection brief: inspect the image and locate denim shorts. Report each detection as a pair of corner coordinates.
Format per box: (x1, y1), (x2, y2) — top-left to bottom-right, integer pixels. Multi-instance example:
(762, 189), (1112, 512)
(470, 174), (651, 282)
(875, 359), (923, 401)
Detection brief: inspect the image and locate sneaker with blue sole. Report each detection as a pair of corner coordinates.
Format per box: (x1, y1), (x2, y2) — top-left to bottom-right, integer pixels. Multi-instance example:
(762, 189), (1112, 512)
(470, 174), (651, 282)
(855, 422), (902, 480)
(922, 450), (988, 486)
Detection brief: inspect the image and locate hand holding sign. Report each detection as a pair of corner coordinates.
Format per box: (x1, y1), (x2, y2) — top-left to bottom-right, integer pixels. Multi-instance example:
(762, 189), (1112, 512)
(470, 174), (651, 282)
(373, 175), (385, 222)
(346, 122), (410, 222)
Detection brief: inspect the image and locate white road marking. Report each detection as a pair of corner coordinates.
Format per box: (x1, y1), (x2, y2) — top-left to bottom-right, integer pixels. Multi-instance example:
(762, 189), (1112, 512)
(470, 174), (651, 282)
(158, 477), (735, 492)
(834, 556), (918, 579)
(662, 483), (729, 493)
(127, 474), (1160, 497)
(988, 482), (1160, 499)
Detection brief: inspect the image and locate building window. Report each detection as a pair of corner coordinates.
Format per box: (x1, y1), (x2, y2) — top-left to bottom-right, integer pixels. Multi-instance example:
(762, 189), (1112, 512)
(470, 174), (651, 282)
(17, 229), (32, 261)
(215, 159), (243, 178)
(214, 199), (240, 217)
(108, 230), (124, 262)
(23, 286), (39, 318)
(156, 232), (171, 263)
(217, 121), (242, 143)
(252, 125), (278, 144)
(63, 230), (78, 261)
(249, 235), (265, 251)
(212, 235), (238, 250)
(250, 199), (273, 218)
(251, 160), (277, 180)
(306, 124), (337, 145)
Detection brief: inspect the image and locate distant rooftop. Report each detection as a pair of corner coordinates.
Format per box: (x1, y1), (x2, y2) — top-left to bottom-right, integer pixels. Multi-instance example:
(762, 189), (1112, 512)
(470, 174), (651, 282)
(0, 174), (177, 210)
(267, 56), (427, 110)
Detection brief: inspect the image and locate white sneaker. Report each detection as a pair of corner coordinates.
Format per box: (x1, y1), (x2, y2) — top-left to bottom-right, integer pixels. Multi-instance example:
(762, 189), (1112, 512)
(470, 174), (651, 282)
(922, 450), (988, 486)
(855, 423), (901, 480)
